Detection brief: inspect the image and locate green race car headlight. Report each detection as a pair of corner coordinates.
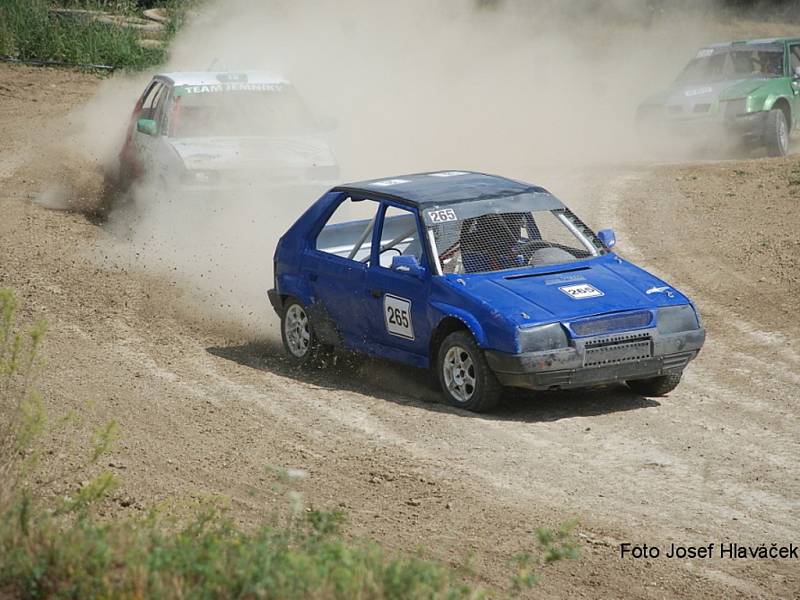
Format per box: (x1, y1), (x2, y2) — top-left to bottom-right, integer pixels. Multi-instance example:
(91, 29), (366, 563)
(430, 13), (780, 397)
(518, 323), (569, 353)
(723, 98), (748, 118)
(656, 305), (699, 334)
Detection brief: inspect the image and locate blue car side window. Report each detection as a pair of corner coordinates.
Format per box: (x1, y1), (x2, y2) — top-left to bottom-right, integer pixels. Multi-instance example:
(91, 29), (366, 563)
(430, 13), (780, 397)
(315, 197), (380, 264)
(375, 205), (424, 268)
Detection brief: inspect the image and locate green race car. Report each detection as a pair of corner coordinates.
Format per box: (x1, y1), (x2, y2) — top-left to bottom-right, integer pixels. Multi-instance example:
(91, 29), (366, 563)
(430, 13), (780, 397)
(637, 38), (800, 156)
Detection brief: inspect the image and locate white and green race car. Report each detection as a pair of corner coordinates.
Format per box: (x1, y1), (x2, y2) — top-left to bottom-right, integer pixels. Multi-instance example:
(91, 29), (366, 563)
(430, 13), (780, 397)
(117, 71), (339, 194)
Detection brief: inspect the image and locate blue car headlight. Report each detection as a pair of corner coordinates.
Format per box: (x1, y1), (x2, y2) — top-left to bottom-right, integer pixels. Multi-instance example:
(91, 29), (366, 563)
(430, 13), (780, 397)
(656, 305), (699, 334)
(518, 323), (569, 353)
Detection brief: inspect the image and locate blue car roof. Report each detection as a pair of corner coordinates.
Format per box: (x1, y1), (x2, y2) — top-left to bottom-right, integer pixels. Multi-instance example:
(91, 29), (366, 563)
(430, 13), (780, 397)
(334, 171), (548, 207)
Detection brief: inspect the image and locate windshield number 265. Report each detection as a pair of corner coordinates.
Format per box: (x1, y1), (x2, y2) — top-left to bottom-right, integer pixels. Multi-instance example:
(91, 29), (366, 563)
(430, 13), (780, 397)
(428, 209), (457, 223)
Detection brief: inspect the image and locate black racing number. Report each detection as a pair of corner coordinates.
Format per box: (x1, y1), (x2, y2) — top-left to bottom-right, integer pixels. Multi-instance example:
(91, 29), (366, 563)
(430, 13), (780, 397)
(387, 307), (409, 328)
(428, 208), (457, 223)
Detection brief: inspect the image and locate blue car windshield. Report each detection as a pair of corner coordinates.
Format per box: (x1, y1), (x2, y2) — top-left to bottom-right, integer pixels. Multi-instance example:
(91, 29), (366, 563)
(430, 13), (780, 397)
(424, 202), (604, 275)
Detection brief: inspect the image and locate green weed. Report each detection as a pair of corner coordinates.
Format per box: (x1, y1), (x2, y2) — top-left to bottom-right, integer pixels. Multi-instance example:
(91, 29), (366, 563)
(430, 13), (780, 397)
(1, 502), (487, 600)
(0, 289), (47, 509)
(0, 0), (196, 70)
(510, 519), (580, 593)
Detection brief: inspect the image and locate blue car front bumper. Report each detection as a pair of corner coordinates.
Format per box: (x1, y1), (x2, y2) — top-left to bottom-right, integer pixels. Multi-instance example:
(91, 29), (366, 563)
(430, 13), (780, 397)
(484, 327), (705, 391)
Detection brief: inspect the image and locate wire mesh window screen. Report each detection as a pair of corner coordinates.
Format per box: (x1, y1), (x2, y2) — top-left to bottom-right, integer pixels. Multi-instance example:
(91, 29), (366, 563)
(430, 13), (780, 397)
(430, 209), (600, 274)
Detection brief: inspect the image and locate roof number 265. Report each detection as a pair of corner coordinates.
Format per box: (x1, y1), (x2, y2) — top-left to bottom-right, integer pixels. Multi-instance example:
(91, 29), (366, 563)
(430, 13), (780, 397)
(428, 209), (457, 223)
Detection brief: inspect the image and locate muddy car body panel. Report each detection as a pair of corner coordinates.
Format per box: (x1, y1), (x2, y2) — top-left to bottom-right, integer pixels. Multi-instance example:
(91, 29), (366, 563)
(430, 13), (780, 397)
(637, 38), (800, 155)
(268, 172), (705, 396)
(118, 71), (339, 192)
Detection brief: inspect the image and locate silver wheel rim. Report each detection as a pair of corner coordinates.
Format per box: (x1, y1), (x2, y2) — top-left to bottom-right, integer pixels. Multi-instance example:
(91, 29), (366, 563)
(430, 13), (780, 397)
(284, 304), (311, 358)
(443, 345), (476, 403)
(779, 116), (788, 153)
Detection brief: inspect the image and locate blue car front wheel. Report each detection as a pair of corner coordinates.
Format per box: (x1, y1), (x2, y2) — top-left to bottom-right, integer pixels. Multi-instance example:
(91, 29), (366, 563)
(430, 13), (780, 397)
(626, 372), (683, 397)
(437, 331), (502, 412)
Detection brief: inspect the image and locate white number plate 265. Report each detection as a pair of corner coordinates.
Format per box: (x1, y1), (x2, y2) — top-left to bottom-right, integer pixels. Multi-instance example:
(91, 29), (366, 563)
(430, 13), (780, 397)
(428, 209), (457, 223)
(384, 294), (414, 339)
(559, 284), (604, 299)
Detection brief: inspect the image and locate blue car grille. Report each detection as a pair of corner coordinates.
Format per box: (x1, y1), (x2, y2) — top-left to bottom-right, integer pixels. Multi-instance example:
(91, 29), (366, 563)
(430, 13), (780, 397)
(570, 311), (652, 337)
(583, 333), (652, 368)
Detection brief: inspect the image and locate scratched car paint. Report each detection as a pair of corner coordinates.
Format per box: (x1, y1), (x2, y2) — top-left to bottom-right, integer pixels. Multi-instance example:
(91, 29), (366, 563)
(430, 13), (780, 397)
(268, 171), (706, 412)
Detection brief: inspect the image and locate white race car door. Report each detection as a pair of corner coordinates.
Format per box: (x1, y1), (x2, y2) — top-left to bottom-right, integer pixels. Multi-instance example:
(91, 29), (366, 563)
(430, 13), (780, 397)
(131, 80), (169, 176)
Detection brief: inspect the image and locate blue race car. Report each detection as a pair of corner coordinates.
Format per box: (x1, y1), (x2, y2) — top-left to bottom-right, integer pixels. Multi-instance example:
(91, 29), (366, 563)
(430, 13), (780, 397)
(268, 171), (705, 412)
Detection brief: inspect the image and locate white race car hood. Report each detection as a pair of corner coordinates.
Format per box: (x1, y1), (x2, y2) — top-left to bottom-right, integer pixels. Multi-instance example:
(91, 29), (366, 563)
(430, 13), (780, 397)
(168, 135), (336, 171)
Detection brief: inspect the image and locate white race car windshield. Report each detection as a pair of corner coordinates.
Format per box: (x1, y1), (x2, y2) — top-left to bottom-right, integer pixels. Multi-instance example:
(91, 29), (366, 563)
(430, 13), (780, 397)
(170, 89), (317, 137)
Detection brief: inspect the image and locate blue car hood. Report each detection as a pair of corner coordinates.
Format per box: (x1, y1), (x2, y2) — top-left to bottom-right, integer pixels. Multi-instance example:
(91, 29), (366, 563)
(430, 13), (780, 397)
(451, 255), (687, 326)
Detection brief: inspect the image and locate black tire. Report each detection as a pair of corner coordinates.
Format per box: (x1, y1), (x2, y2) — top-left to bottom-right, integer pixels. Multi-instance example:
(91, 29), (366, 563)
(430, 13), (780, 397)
(626, 372), (682, 397)
(436, 331), (502, 412)
(764, 107), (789, 157)
(95, 166), (132, 219)
(280, 298), (322, 367)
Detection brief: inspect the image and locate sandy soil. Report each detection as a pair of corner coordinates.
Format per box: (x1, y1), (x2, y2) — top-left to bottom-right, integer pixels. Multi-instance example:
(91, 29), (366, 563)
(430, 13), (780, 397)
(1, 63), (799, 598)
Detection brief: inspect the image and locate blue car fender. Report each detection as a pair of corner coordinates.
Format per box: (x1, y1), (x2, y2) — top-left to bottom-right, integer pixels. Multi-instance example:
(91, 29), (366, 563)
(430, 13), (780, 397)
(275, 273), (315, 309)
(429, 301), (487, 345)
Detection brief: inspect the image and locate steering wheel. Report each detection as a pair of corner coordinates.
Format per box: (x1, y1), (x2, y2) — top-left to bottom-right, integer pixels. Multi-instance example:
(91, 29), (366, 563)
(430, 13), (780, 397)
(378, 246), (402, 267)
(517, 239), (554, 260)
(360, 246), (402, 264)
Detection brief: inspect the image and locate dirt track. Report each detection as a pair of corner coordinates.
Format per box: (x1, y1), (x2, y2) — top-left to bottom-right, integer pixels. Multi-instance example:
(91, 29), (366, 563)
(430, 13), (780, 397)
(1, 64), (799, 599)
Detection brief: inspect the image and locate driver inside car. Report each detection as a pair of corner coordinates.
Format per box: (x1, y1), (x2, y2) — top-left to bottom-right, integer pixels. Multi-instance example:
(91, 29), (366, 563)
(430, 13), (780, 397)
(760, 51), (783, 76)
(460, 213), (528, 273)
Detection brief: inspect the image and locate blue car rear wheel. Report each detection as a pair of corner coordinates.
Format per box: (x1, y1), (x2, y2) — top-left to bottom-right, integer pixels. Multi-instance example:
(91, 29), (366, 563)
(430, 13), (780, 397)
(281, 298), (321, 367)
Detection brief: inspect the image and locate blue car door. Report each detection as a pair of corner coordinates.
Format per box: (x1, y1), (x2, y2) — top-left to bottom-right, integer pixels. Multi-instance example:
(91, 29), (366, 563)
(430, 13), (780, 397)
(362, 202), (432, 366)
(301, 196), (381, 348)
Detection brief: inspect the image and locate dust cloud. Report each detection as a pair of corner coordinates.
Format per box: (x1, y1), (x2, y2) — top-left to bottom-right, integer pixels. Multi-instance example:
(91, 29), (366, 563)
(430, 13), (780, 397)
(65, 0), (794, 336)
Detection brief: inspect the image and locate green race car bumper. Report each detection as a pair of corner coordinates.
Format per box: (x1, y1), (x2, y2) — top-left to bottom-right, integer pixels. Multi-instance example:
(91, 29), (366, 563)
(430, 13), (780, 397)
(638, 108), (770, 145)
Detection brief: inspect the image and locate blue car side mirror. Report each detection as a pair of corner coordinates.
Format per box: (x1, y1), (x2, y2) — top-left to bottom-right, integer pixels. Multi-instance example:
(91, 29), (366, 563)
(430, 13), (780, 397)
(391, 255), (425, 277)
(597, 228), (616, 249)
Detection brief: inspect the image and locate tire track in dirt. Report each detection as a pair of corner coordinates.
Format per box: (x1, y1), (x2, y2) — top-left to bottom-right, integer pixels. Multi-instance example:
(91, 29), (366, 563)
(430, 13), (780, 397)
(3, 62), (798, 597)
(585, 166), (800, 594)
(112, 163), (797, 598)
